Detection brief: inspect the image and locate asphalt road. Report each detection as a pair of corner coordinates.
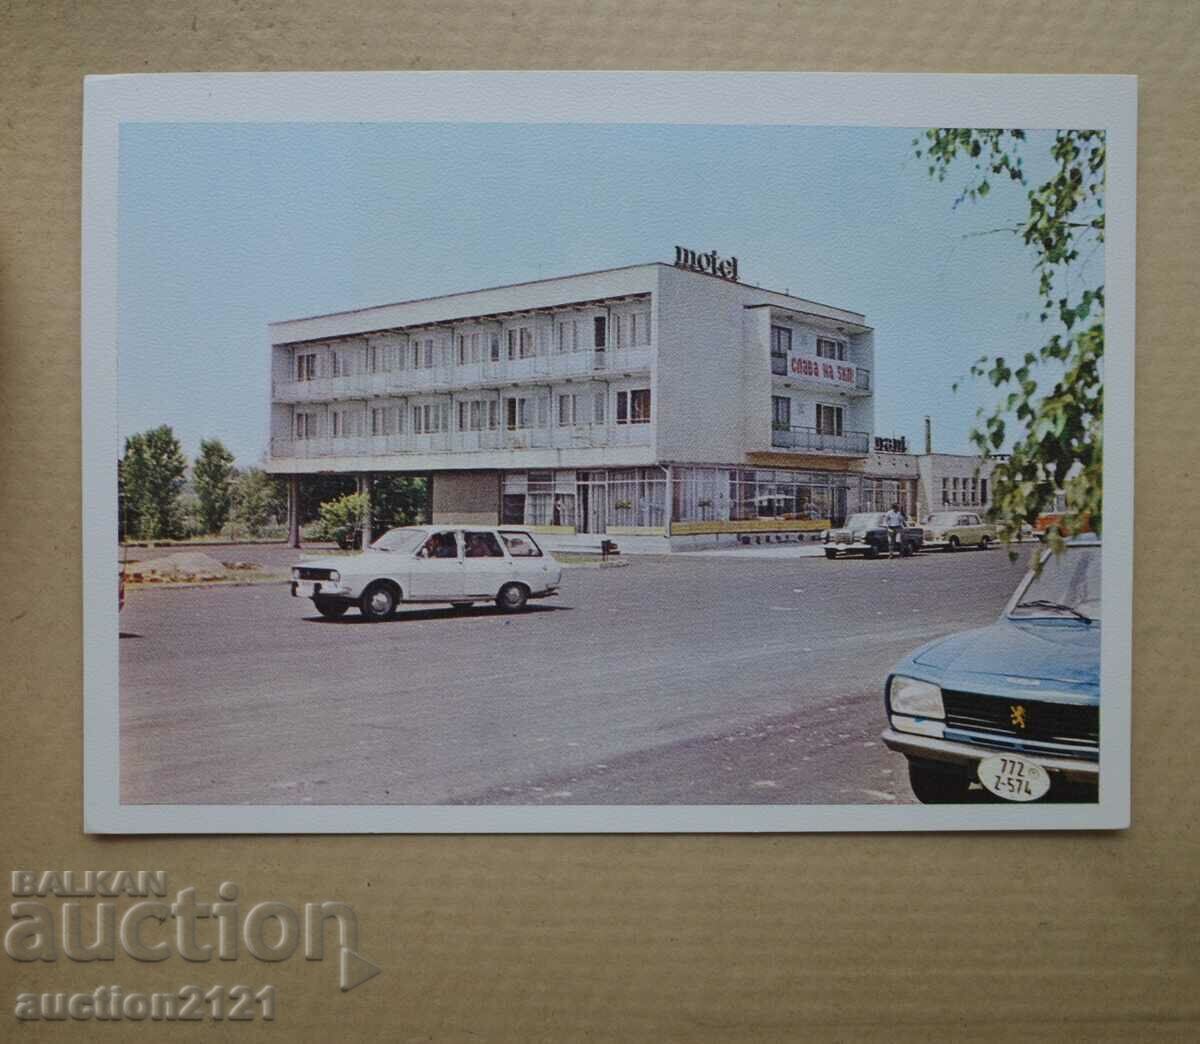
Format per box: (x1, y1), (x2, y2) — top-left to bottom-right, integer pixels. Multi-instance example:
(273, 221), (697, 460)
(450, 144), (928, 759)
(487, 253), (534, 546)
(119, 547), (1033, 806)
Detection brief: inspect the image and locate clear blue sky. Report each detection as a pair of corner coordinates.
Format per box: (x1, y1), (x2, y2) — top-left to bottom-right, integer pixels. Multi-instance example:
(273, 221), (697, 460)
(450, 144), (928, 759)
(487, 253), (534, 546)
(118, 122), (1090, 465)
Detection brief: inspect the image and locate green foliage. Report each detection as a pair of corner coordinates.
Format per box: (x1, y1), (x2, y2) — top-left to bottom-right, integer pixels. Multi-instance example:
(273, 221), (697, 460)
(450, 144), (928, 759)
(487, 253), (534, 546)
(122, 425), (187, 540)
(231, 468), (288, 537)
(313, 492), (369, 546)
(371, 475), (428, 530)
(916, 128), (1104, 552)
(193, 438), (236, 535)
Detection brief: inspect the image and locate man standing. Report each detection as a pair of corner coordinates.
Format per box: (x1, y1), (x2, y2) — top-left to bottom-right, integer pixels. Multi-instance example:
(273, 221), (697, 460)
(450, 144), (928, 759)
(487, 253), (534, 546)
(882, 501), (907, 558)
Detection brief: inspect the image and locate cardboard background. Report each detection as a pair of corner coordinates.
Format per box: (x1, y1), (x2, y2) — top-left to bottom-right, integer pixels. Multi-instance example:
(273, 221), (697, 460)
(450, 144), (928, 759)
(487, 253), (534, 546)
(1, 1), (1196, 1038)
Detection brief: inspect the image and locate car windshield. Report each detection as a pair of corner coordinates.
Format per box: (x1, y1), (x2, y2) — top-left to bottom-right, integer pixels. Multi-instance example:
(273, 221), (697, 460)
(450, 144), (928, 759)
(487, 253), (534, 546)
(844, 513), (884, 529)
(1009, 546), (1102, 622)
(926, 513), (958, 526)
(368, 528), (427, 553)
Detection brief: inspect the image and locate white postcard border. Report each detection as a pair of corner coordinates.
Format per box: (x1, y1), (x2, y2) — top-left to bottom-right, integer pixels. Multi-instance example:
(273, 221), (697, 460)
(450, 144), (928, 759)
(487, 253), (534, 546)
(83, 71), (1136, 833)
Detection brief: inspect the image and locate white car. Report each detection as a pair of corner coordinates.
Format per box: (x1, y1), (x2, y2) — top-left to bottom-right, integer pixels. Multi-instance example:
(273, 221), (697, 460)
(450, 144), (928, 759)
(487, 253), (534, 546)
(290, 526), (563, 620)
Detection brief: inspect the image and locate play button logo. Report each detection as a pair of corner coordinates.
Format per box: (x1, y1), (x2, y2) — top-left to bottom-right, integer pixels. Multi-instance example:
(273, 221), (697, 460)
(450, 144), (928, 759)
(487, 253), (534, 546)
(339, 946), (382, 992)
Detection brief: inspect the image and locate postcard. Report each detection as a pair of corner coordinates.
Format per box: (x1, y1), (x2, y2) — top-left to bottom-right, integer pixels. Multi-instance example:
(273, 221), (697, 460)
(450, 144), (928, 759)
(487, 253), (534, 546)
(82, 72), (1135, 831)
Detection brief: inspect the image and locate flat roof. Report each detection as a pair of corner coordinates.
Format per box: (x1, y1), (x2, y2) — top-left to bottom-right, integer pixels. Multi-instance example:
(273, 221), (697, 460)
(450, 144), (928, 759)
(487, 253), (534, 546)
(270, 261), (868, 337)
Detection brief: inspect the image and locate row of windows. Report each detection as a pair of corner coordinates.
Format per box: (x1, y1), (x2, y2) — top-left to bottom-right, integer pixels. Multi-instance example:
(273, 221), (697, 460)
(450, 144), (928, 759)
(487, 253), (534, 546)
(941, 475), (989, 506)
(292, 389), (651, 439)
(293, 310), (651, 380)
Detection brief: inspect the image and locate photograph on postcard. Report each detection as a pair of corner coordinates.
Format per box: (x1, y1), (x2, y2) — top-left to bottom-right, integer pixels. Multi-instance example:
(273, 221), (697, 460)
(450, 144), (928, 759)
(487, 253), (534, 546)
(84, 74), (1133, 830)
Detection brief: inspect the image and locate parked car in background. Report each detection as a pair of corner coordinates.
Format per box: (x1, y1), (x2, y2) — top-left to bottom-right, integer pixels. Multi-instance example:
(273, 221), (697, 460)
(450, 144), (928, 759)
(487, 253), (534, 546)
(922, 511), (997, 550)
(882, 536), (1101, 803)
(825, 512), (923, 559)
(290, 526), (563, 620)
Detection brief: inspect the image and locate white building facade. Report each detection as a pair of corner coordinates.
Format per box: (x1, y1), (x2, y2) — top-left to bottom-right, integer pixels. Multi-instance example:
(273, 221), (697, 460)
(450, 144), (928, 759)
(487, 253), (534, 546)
(266, 255), (992, 548)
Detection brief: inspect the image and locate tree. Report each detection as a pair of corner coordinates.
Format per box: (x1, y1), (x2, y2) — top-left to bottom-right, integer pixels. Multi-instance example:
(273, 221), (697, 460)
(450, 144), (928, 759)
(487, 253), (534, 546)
(312, 492), (369, 548)
(231, 468), (288, 537)
(372, 475), (428, 530)
(916, 129), (1104, 551)
(193, 438), (236, 535)
(122, 425), (187, 540)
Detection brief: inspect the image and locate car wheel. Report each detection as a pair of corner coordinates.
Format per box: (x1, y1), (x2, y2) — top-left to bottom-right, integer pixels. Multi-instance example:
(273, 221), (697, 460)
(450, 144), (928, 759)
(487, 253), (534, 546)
(907, 760), (971, 804)
(496, 582), (529, 612)
(948, 536), (961, 551)
(824, 548), (838, 560)
(359, 581), (398, 621)
(978, 535), (991, 550)
(313, 596), (349, 619)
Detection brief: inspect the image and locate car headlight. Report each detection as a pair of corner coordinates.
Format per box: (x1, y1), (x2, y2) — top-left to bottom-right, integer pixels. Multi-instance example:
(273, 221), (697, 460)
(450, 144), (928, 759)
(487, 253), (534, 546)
(329, 570), (340, 584)
(888, 676), (945, 719)
(291, 567), (300, 580)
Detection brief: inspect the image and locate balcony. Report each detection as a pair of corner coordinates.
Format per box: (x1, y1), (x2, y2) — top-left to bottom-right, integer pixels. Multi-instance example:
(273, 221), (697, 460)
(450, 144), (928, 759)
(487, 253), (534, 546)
(269, 422), (652, 461)
(773, 353), (871, 396)
(273, 347), (653, 404)
(770, 426), (870, 455)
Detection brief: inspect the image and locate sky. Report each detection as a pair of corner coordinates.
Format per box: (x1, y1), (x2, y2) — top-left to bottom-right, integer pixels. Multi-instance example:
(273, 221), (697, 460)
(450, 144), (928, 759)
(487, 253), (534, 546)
(118, 122), (1096, 465)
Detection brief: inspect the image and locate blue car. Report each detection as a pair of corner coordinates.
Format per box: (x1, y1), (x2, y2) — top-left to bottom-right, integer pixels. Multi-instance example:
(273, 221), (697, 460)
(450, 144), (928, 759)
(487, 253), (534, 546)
(882, 536), (1101, 803)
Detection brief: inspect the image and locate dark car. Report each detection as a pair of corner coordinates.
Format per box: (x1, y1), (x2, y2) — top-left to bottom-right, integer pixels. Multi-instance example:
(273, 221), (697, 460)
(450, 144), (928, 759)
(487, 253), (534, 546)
(882, 536), (1100, 803)
(825, 512), (923, 559)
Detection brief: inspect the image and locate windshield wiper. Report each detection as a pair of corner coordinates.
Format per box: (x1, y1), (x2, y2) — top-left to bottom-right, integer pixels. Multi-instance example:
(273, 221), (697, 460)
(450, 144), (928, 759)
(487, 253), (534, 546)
(1014, 599), (1092, 623)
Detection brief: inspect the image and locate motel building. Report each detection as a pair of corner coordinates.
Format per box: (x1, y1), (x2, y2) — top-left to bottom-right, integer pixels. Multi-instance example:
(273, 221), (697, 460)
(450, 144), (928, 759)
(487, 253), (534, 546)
(267, 249), (996, 550)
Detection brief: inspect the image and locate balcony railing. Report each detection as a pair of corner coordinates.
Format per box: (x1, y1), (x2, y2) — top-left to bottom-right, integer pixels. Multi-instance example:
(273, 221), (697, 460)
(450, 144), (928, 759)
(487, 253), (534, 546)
(273, 347), (653, 403)
(770, 426), (870, 455)
(270, 423), (652, 460)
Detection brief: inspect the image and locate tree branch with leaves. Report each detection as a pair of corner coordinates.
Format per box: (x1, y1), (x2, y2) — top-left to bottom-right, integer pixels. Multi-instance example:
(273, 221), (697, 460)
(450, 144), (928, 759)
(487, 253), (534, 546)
(917, 128), (1105, 552)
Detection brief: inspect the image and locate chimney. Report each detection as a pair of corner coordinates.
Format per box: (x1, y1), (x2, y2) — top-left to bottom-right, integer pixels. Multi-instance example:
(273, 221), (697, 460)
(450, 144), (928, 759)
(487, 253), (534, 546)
(923, 416), (932, 455)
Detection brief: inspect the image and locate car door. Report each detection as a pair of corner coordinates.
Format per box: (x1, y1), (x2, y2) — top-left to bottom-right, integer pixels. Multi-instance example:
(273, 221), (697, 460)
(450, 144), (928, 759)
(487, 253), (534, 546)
(461, 530), (511, 598)
(961, 514), (983, 545)
(409, 530), (465, 600)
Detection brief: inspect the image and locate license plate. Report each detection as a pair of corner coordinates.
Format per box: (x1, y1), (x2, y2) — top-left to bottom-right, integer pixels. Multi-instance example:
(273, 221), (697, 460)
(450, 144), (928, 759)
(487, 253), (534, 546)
(977, 754), (1050, 802)
(294, 581), (321, 597)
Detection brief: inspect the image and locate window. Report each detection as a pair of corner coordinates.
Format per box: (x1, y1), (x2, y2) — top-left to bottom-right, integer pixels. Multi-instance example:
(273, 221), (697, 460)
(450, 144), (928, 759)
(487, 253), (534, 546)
(520, 327), (535, 358)
(816, 337), (847, 361)
(952, 477), (961, 504)
(457, 334), (467, 365)
(330, 351), (346, 378)
(489, 332), (501, 362)
(464, 531), (505, 558)
(770, 326), (791, 375)
(980, 478), (988, 504)
(294, 412), (318, 439)
(942, 477), (950, 506)
(457, 401), (468, 431)
(617, 389), (652, 425)
(368, 346), (382, 373)
(488, 400), (499, 430)
(772, 396), (791, 432)
(500, 531), (542, 557)
(506, 397), (535, 430)
(557, 320), (574, 353)
(593, 390), (607, 425)
(969, 477), (979, 504)
(815, 403), (843, 435)
(636, 310), (651, 346)
(413, 403), (448, 434)
(423, 339), (435, 369)
(371, 407), (389, 436)
(558, 393), (579, 427)
(593, 316), (607, 349)
(418, 531), (460, 560)
(617, 312), (649, 348)
(296, 353), (317, 381)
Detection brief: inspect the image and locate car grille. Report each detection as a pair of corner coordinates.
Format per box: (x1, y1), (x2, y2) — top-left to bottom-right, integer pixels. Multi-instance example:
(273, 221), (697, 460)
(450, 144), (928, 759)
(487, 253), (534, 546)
(296, 567), (335, 581)
(941, 689), (1098, 755)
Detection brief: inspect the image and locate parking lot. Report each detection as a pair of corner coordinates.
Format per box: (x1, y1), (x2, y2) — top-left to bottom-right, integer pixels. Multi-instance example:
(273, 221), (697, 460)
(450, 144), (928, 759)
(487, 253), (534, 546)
(119, 546), (1032, 806)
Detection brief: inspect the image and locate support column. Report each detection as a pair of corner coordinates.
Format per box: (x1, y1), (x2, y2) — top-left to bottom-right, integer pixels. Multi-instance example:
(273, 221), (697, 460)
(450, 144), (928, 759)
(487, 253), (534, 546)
(358, 472), (373, 547)
(287, 475), (301, 548)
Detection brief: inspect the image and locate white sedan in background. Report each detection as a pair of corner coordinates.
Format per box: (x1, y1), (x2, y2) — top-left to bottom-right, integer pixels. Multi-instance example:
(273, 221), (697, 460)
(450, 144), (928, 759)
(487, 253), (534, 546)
(291, 526), (563, 620)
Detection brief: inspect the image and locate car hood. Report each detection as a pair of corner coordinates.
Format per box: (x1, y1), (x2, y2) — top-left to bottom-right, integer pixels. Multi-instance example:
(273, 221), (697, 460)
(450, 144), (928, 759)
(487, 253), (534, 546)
(294, 550), (393, 572)
(908, 618), (1100, 693)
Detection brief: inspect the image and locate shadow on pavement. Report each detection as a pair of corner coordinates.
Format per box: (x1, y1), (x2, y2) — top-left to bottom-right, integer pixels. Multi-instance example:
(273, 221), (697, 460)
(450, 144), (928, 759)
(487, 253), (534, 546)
(305, 604), (572, 625)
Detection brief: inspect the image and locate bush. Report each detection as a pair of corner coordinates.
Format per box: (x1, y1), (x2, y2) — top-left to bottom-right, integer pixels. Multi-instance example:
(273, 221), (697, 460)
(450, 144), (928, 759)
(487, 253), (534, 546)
(312, 492), (368, 547)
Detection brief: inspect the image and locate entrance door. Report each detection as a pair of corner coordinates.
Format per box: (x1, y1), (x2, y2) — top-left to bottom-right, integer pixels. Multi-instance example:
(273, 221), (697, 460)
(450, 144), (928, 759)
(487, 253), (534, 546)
(576, 481), (607, 534)
(831, 487), (848, 528)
